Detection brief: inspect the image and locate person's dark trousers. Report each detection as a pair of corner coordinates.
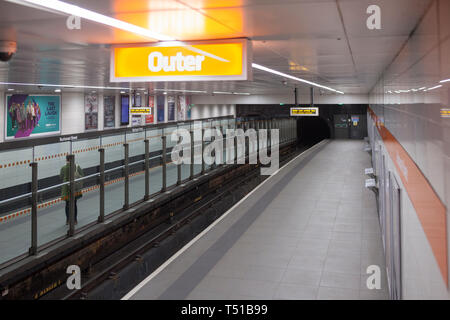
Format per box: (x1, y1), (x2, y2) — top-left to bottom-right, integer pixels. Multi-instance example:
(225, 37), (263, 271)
(65, 198), (78, 223)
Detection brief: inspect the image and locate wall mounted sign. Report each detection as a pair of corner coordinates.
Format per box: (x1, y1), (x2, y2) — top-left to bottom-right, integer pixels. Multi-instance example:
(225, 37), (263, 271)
(85, 93), (98, 130)
(290, 107), (319, 116)
(146, 96), (154, 124)
(440, 108), (450, 118)
(6, 94), (61, 139)
(157, 95), (165, 122)
(103, 95), (115, 128)
(167, 96), (175, 121)
(110, 39), (252, 82)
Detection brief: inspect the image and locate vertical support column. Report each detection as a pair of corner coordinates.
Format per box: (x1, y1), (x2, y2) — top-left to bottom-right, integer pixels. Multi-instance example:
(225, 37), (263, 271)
(98, 148), (105, 223)
(144, 139), (150, 200)
(123, 143), (129, 210)
(310, 87), (314, 107)
(68, 154), (75, 237)
(29, 162), (38, 255)
(161, 135), (167, 192)
(190, 130), (194, 179)
(294, 87), (298, 107)
(201, 129), (205, 174)
(177, 136), (182, 186)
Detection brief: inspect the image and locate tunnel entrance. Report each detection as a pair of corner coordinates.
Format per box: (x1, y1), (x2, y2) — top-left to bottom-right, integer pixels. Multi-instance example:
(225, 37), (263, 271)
(297, 117), (331, 147)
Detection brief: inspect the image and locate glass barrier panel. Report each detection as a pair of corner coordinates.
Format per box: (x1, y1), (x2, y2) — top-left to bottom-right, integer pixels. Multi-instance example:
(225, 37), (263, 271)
(147, 128), (162, 195)
(192, 121), (202, 175)
(103, 133), (125, 216)
(178, 123), (191, 181)
(0, 194), (32, 265)
(72, 138), (100, 229)
(127, 131), (146, 204)
(164, 126), (178, 188)
(34, 141), (70, 246)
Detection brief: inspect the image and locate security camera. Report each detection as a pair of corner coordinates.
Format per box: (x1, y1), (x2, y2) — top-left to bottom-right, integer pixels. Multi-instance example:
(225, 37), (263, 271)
(0, 41), (17, 62)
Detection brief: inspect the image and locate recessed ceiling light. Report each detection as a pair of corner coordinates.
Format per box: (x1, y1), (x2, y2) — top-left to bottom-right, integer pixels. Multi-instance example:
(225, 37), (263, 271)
(163, 92), (167, 95)
(7, 88), (14, 91)
(425, 85), (442, 91)
(252, 63), (344, 94)
(12, 0), (175, 41)
(55, 89), (61, 93)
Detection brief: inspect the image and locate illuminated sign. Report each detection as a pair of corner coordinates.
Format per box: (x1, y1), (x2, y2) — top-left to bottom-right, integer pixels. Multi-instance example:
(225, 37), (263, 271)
(440, 108), (450, 118)
(130, 108), (151, 115)
(290, 107), (319, 116)
(110, 39), (252, 82)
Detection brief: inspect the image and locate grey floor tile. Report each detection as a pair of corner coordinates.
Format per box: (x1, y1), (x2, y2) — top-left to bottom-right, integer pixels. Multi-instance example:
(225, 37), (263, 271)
(324, 255), (361, 275)
(317, 286), (360, 300)
(281, 267), (323, 287)
(320, 271), (360, 290)
(274, 284), (318, 300)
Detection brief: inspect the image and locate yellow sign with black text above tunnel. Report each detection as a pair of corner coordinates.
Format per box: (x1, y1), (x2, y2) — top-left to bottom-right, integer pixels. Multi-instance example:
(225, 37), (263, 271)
(110, 39), (252, 82)
(290, 107), (319, 116)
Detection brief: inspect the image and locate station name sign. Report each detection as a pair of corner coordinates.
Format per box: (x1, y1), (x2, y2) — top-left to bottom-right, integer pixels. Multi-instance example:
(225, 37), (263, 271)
(290, 107), (319, 116)
(110, 39), (252, 82)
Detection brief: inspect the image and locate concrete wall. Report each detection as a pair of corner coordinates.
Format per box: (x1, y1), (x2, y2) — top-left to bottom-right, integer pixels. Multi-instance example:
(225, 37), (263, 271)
(369, 0), (450, 299)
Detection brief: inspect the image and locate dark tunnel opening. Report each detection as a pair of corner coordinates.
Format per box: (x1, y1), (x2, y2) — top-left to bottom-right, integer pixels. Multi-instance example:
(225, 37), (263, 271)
(297, 117), (331, 147)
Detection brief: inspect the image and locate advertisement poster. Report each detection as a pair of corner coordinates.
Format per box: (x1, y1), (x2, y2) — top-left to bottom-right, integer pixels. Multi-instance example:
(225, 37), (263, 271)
(177, 96), (187, 121)
(131, 115), (143, 126)
(168, 96), (175, 121)
(103, 95), (115, 128)
(121, 95), (130, 125)
(157, 95), (165, 122)
(6, 94), (60, 139)
(186, 96), (193, 120)
(146, 95), (154, 124)
(85, 93), (98, 130)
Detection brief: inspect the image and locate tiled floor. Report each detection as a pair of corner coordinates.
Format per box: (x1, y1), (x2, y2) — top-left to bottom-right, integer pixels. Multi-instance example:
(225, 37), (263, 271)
(128, 140), (389, 300)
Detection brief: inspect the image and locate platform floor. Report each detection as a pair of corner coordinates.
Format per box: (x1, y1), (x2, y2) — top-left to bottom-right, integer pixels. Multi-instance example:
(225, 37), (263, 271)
(124, 140), (389, 300)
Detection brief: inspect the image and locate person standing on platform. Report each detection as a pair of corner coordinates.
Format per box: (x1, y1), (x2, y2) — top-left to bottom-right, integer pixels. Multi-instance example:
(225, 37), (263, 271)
(60, 157), (84, 225)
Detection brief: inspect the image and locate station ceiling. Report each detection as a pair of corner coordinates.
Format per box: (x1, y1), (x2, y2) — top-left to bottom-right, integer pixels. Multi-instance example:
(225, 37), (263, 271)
(0, 0), (432, 96)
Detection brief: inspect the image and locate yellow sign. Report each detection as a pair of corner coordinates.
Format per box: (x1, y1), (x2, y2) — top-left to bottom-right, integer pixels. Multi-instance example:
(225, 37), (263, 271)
(440, 109), (450, 118)
(290, 107), (319, 116)
(130, 108), (151, 115)
(110, 39), (251, 82)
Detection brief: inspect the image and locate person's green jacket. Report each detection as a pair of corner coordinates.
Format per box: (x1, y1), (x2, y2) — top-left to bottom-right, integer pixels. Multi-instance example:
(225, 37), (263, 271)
(60, 164), (84, 200)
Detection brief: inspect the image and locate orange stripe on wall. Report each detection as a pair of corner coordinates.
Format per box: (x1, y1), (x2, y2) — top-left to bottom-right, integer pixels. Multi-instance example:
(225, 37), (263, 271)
(369, 107), (448, 285)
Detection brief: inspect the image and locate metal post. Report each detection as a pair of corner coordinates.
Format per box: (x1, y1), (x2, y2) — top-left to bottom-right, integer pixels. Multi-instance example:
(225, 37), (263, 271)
(294, 87), (298, 107)
(68, 154), (75, 237)
(190, 130), (194, 179)
(177, 136), (182, 185)
(144, 139), (150, 200)
(29, 162), (38, 255)
(161, 135), (167, 192)
(98, 148), (105, 223)
(201, 129), (205, 174)
(311, 86), (314, 107)
(123, 143), (129, 210)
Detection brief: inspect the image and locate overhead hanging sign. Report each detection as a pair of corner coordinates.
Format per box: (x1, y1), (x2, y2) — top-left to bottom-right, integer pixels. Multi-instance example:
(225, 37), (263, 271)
(290, 107), (319, 116)
(110, 39), (252, 82)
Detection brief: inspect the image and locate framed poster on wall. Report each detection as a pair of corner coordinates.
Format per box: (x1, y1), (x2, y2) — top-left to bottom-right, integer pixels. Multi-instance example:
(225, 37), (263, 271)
(103, 95), (115, 128)
(157, 95), (165, 122)
(5, 94), (61, 140)
(85, 93), (98, 130)
(167, 96), (175, 121)
(146, 95), (155, 124)
(177, 96), (187, 121)
(121, 95), (130, 125)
